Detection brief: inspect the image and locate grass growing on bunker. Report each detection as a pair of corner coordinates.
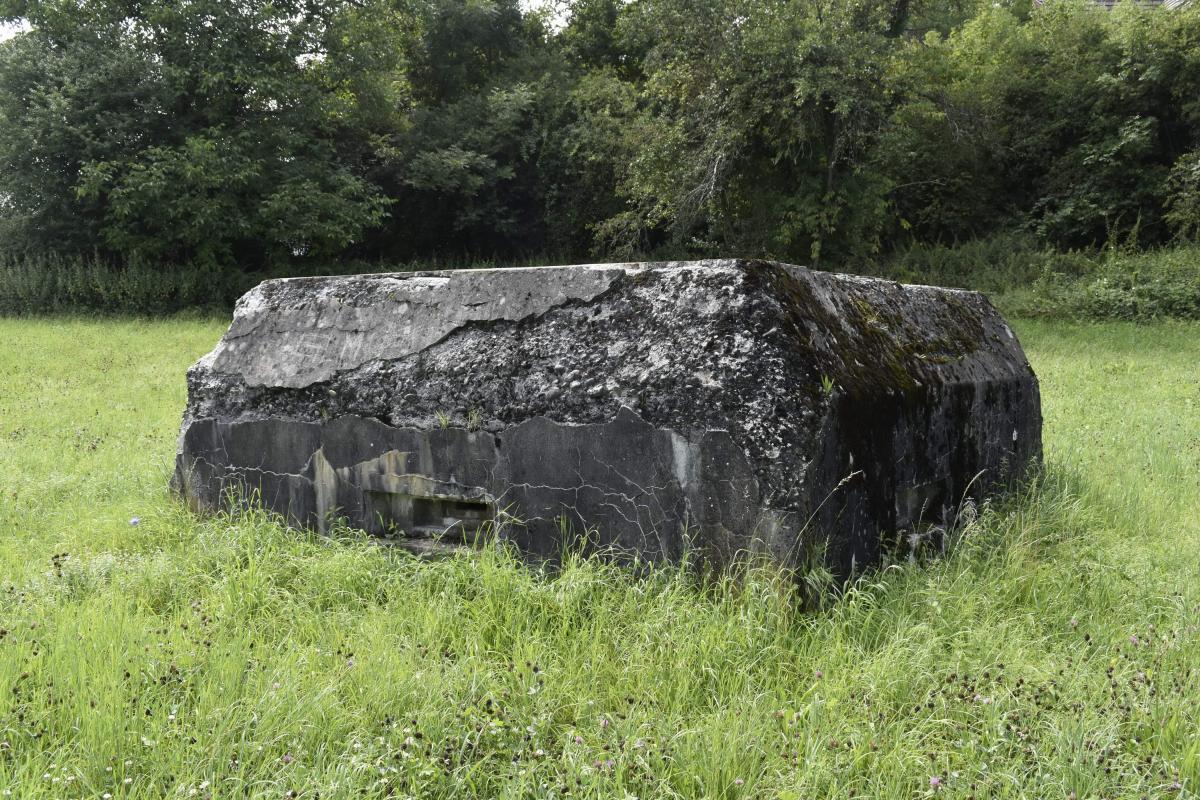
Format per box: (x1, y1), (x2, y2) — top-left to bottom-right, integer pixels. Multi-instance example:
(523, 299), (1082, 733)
(1, 316), (1199, 799)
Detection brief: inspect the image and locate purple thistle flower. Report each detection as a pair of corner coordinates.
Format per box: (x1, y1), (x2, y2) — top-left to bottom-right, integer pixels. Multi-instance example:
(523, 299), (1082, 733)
(930, 775), (943, 789)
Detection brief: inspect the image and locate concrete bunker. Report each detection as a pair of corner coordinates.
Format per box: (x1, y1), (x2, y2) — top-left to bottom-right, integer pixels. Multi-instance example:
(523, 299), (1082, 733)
(173, 260), (1042, 573)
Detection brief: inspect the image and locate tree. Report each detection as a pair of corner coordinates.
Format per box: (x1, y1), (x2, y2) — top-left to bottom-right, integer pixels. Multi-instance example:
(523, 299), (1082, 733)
(360, 0), (563, 260)
(0, 0), (401, 267)
(597, 0), (904, 266)
(883, 0), (1200, 249)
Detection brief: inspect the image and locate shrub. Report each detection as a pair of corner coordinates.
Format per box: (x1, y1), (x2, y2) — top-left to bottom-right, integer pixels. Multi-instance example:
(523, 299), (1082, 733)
(981, 245), (1200, 321)
(869, 231), (1096, 294)
(0, 255), (251, 315)
(866, 235), (1200, 321)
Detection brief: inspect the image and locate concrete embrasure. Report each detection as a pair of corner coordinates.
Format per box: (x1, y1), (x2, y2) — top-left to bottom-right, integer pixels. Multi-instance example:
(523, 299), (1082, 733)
(173, 260), (1042, 573)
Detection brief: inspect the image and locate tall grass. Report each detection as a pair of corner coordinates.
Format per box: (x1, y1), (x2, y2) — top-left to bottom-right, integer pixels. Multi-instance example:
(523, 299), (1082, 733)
(0, 253), (566, 316)
(871, 233), (1200, 321)
(0, 318), (1198, 798)
(0, 254), (248, 315)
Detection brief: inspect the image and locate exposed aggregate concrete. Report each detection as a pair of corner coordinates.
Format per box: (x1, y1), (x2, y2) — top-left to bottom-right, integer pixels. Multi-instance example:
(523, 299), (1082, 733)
(174, 260), (1042, 574)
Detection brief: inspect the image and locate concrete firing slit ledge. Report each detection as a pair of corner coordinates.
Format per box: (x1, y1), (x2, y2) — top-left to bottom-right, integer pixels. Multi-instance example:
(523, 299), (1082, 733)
(174, 259), (1041, 575)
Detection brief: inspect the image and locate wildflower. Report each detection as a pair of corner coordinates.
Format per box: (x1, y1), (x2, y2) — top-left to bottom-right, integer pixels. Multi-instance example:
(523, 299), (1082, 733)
(814, 670), (824, 679)
(599, 718), (609, 729)
(930, 775), (943, 789)
(281, 753), (294, 765)
(130, 517), (140, 526)
(1069, 618), (1078, 628)
(734, 778), (745, 787)
(574, 735), (584, 745)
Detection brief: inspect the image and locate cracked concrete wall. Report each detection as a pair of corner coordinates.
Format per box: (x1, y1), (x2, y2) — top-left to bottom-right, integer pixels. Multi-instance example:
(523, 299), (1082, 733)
(173, 260), (1042, 574)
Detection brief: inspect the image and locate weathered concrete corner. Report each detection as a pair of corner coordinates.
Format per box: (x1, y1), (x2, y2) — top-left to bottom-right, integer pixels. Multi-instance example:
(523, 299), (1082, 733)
(173, 260), (1042, 573)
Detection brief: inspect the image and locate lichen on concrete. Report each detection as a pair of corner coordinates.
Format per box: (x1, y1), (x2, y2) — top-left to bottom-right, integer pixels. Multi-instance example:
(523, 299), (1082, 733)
(173, 260), (1042, 574)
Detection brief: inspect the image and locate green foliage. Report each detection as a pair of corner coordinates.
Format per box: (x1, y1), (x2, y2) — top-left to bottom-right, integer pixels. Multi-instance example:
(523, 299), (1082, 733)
(3, 317), (1200, 796)
(871, 231), (1094, 292)
(0, 250), (567, 314)
(1165, 149), (1200, 242)
(0, 253), (248, 314)
(0, 0), (397, 266)
(538, 68), (642, 258)
(872, 234), (1200, 321)
(597, 0), (902, 264)
(886, 0), (1200, 248)
(1, 0), (1199, 290)
(1003, 245), (1200, 320)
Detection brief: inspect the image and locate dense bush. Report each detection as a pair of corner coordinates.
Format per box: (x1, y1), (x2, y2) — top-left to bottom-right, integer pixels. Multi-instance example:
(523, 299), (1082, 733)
(869, 232), (1095, 293)
(0, 255), (250, 314)
(1015, 246), (1200, 320)
(869, 237), (1200, 320)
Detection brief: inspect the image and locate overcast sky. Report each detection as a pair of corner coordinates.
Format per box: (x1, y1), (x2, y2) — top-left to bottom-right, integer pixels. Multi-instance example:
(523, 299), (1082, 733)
(0, 20), (29, 42)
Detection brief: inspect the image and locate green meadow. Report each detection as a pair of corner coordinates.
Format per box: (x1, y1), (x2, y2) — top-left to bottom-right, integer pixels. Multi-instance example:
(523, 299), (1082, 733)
(0, 317), (1197, 799)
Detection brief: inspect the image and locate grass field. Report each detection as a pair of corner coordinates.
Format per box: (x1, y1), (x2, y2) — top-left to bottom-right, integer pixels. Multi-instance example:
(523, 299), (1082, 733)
(1, 317), (1198, 799)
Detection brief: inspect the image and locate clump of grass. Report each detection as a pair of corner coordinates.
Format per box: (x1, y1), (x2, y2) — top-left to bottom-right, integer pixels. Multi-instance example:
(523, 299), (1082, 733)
(0, 317), (1197, 798)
